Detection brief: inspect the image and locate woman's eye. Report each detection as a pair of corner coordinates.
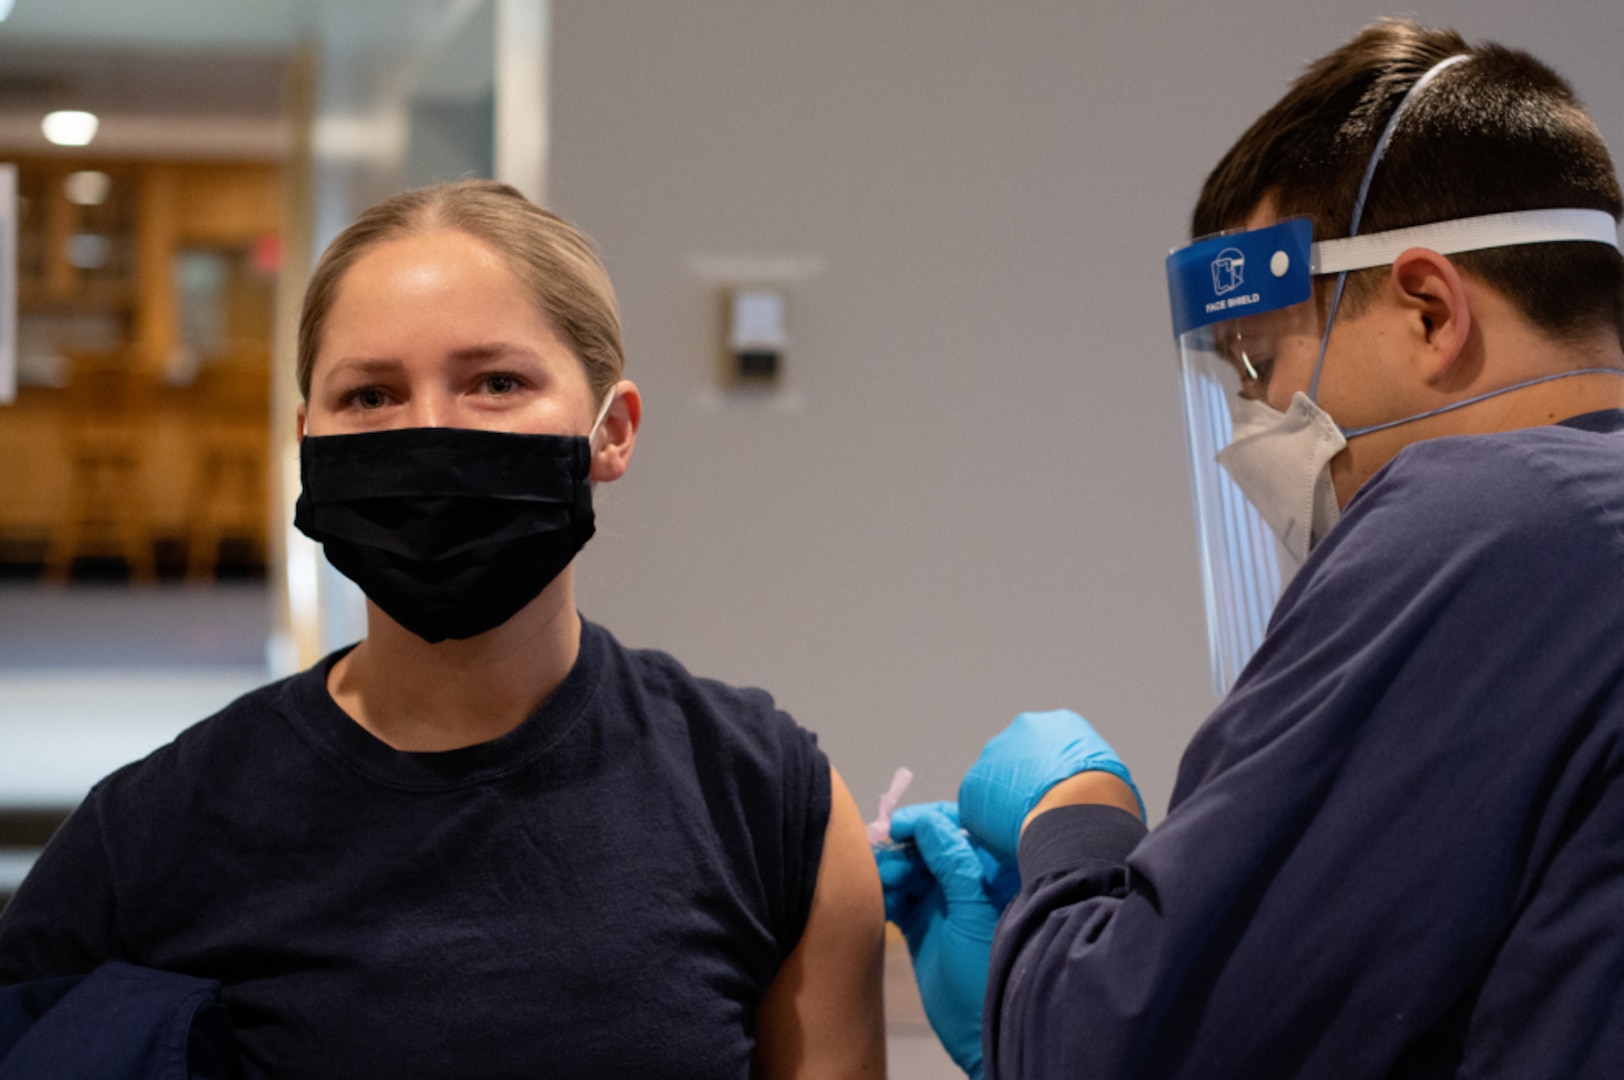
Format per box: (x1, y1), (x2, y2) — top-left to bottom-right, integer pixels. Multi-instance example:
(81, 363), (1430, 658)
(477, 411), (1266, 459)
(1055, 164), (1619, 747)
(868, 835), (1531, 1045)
(343, 387), (389, 410)
(482, 373), (521, 395)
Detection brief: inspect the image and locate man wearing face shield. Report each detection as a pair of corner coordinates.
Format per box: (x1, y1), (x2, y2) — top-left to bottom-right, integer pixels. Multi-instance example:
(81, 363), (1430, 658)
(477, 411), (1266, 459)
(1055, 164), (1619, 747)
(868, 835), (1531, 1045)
(879, 19), (1624, 1080)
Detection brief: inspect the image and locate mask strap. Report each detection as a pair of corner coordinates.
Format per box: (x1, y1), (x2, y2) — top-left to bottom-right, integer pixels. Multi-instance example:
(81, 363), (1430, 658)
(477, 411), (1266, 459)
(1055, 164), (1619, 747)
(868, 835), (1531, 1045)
(1307, 275), (1351, 402)
(588, 388), (617, 444)
(1341, 368), (1624, 439)
(1309, 54), (1472, 403)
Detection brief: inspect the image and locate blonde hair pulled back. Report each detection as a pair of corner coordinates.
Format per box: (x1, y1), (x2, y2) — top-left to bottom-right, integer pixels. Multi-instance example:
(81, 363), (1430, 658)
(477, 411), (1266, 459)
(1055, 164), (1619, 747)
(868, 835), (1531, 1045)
(297, 179), (623, 403)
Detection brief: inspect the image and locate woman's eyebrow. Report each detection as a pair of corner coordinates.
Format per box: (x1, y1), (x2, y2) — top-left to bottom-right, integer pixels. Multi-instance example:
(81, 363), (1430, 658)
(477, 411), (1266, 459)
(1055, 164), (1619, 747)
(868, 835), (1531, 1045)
(447, 343), (541, 363)
(322, 345), (541, 382)
(321, 356), (403, 383)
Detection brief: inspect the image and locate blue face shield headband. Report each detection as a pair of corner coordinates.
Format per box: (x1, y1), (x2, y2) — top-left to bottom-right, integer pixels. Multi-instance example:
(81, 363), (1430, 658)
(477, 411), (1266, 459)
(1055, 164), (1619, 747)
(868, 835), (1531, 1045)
(1166, 53), (1624, 696)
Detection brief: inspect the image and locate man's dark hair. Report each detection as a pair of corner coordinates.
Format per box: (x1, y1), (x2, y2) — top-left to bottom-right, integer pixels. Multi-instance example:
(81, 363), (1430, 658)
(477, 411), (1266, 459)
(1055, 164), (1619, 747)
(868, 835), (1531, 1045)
(1193, 19), (1624, 346)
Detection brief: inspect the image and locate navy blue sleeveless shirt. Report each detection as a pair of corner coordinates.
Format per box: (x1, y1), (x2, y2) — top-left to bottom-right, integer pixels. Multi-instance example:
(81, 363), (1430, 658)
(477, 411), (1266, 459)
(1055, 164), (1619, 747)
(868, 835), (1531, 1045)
(0, 619), (831, 1078)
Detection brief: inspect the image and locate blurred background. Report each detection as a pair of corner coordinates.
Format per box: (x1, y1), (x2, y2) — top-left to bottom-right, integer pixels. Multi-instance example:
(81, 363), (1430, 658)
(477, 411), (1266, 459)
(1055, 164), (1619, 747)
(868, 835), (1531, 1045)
(0, 1), (1618, 1073)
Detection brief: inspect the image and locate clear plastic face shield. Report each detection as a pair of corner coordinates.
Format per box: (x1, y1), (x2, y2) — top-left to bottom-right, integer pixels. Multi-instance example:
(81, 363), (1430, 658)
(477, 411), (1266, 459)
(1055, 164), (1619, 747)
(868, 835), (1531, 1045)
(1166, 52), (1624, 697)
(1168, 208), (1622, 696)
(1168, 217), (1321, 694)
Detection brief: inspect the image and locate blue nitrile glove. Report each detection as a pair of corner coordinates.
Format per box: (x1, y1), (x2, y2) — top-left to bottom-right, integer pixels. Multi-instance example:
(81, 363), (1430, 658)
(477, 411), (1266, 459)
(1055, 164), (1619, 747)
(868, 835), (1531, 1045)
(875, 839), (933, 928)
(875, 802), (1018, 926)
(880, 801), (1020, 1080)
(959, 709), (1145, 866)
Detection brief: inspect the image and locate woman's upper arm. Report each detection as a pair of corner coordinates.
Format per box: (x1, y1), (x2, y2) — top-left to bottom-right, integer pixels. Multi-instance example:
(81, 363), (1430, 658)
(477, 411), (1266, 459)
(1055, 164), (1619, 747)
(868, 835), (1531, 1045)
(752, 765), (887, 1079)
(0, 795), (118, 982)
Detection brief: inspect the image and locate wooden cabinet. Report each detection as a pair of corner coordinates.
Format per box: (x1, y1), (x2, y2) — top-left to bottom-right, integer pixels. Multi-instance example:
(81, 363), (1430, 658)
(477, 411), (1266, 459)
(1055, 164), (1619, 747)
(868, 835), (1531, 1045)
(1, 159), (283, 581)
(17, 161), (139, 315)
(15, 160), (279, 372)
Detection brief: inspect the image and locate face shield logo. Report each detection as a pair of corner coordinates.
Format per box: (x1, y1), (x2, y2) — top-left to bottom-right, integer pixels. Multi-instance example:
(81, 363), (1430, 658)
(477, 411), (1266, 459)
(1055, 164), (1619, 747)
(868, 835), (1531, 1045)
(1211, 247), (1245, 296)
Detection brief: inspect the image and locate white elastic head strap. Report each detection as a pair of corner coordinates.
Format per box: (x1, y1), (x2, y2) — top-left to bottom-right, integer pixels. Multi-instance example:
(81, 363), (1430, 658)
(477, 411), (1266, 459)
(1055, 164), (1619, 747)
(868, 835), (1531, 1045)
(1312, 207), (1622, 274)
(1311, 207), (1624, 436)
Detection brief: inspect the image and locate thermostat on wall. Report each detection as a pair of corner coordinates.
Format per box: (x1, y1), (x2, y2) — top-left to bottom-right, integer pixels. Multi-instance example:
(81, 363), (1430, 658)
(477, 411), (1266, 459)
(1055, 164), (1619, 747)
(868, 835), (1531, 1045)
(727, 288), (786, 384)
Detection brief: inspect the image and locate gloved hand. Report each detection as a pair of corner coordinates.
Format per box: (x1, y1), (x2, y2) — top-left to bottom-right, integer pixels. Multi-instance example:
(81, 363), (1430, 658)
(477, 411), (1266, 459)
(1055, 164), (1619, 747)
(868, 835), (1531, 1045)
(877, 801), (1019, 1080)
(959, 709), (1144, 866)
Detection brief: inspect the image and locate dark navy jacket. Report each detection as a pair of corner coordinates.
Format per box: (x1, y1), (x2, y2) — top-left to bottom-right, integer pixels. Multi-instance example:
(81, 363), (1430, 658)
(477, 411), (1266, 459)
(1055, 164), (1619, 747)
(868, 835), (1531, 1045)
(0, 960), (238, 1079)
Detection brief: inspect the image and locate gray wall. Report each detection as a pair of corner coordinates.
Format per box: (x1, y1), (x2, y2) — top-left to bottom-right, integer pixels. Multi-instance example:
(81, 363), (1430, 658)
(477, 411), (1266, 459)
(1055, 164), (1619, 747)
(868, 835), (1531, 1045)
(550, 0), (1624, 817)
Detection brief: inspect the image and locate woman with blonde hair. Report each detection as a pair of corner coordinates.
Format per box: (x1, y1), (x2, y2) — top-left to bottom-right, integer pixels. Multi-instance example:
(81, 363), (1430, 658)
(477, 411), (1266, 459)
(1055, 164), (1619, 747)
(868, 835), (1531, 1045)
(0, 179), (886, 1078)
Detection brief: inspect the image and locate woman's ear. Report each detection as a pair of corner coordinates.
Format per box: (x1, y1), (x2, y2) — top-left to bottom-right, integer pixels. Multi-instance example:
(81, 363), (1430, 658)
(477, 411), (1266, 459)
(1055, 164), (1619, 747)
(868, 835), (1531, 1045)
(1388, 247), (1473, 386)
(590, 379), (641, 483)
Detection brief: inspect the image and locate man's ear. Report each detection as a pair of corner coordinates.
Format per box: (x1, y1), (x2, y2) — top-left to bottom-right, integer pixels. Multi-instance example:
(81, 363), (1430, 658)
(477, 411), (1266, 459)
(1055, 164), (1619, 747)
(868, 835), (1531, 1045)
(1388, 247), (1473, 386)
(590, 380), (642, 483)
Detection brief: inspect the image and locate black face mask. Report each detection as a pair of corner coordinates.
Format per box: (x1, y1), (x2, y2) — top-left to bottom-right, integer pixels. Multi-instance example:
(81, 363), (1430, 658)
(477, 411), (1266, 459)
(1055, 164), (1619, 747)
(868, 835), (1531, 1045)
(294, 427), (595, 643)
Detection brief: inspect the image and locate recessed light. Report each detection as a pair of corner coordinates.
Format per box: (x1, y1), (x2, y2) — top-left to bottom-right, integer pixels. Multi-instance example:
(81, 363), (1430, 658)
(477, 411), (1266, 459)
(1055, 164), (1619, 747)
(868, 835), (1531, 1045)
(42, 111), (99, 147)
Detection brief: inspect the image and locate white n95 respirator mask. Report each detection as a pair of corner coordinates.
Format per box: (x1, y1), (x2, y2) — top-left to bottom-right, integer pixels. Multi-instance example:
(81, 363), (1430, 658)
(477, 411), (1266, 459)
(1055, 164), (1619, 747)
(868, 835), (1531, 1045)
(1214, 392), (1345, 565)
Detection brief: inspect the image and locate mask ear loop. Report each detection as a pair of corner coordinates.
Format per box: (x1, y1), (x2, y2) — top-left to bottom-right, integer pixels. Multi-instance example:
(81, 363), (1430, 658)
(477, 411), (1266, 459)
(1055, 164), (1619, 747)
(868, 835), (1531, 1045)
(1307, 54), (1472, 404)
(588, 388), (617, 445)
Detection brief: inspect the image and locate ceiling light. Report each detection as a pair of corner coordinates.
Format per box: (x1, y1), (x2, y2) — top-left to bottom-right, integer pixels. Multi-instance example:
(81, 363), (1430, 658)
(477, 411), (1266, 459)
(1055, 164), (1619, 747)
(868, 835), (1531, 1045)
(0, 2), (15, 24)
(42, 110), (99, 147)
